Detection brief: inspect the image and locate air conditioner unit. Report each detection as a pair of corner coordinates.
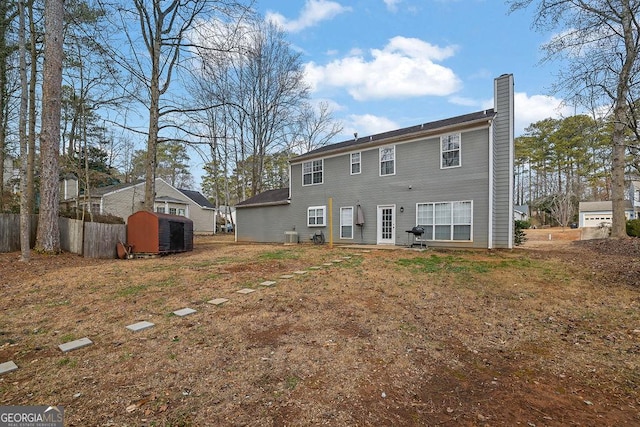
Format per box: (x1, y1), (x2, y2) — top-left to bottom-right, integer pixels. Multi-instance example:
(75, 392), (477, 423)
(284, 231), (298, 245)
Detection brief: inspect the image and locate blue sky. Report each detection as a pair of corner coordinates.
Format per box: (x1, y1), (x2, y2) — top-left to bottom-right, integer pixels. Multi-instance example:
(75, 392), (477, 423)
(256, 0), (572, 140)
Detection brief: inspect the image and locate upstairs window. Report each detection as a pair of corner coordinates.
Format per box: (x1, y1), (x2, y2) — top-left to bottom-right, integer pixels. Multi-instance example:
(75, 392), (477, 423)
(308, 206), (326, 227)
(351, 152), (361, 175)
(380, 146), (395, 176)
(441, 134), (461, 168)
(303, 159), (324, 186)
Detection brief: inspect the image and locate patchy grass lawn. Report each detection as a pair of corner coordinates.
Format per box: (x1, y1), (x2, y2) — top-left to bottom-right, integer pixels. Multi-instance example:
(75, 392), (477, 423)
(1, 234), (639, 426)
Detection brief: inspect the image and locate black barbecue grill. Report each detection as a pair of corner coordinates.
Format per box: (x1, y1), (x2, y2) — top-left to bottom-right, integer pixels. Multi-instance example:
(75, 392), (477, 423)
(405, 226), (425, 248)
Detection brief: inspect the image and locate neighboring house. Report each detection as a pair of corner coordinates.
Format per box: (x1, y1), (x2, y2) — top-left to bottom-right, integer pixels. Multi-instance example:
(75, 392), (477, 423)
(217, 205), (237, 231)
(2, 156), (19, 193)
(578, 200), (636, 228)
(236, 74), (515, 249)
(629, 180), (640, 215)
(514, 205), (529, 222)
(60, 177), (216, 233)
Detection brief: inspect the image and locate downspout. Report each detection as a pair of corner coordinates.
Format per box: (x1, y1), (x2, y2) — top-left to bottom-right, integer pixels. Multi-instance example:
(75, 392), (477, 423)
(488, 119), (494, 250)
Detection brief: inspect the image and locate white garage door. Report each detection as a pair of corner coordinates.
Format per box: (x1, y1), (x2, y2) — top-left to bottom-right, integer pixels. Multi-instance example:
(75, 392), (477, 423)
(583, 214), (612, 227)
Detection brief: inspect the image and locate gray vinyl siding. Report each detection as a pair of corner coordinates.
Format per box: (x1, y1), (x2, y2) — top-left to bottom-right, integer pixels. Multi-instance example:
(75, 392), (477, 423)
(100, 179), (215, 233)
(491, 74), (514, 248)
(289, 127), (492, 248)
(236, 204), (292, 243)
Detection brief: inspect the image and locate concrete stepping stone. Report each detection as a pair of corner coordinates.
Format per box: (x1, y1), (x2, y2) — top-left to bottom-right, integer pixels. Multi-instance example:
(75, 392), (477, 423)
(260, 281), (276, 287)
(309, 266), (322, 270)
(293, 270), (307, 275)
(237, 288), (256, 294)
(0, 361), (18, 375)
(279, 274), (294, 279)
(342, 256), (352, 259)
(322, 263), (332, 266)
(332, 259), (343, 263)
(208, 298), (229, 305)
(59, 337), (93, 353)
(173, 308), (196, 317)
(126, 321), (155, 332)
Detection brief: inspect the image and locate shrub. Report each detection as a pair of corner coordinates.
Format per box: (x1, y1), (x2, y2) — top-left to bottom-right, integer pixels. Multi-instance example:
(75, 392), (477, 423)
(626, 219), (640, 237)
(514, 220), (529, 246)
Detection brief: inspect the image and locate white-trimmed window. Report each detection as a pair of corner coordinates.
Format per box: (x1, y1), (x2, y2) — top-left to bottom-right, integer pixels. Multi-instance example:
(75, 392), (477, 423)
(340, 207), (354, 239)
(380, 146), (395, 176)
(156, 206), (165, 214)
(350, 152), (361, 175)
(308, 206), (326, 227)
(303, 159), (323, 185)
(169, 208), (177, 215)
(441, 134), (461, 168)
(178, 208), (186, 216)
(416, 201), (472, 241)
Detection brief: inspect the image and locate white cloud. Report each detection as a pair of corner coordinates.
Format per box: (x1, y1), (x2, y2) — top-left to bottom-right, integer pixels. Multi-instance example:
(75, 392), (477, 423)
(305, 36), (461, 101)
(384, 0), (402, 12)
(266, 0), (352, 33)
(513, 92), (572, 135)
(449, 96), (479, 107)
(343, 114), (400, 138)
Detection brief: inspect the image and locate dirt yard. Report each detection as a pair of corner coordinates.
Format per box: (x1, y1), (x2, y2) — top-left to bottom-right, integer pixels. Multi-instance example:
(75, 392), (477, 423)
(1, 230), (640, 426)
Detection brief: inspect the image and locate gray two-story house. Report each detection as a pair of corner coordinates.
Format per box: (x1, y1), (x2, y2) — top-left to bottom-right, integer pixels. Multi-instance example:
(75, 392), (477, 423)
(236, 74), (514, 249)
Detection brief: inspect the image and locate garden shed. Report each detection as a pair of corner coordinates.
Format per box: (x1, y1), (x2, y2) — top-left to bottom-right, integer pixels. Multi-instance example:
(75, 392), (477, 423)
(127, 211), (193, 254)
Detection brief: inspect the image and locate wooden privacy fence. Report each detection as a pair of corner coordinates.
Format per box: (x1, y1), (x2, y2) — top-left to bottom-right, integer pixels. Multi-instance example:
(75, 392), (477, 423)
(1, 214), (125, 258)
(0, 214), (38, 253)
(83, 222), (126, 259)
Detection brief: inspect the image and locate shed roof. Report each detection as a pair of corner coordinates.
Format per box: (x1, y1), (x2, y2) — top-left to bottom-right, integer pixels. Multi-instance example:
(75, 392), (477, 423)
(236, 188), (290, 208)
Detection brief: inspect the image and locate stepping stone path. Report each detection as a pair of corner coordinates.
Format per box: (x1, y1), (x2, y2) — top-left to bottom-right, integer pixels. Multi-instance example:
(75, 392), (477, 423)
(173, 308), (197, 317)
(0, 361), (18, 375)
(260, 281), (276, 287)
(59, 337), (93, 353)
(126, 321), (155, 332)
(1, 251), (364, 375)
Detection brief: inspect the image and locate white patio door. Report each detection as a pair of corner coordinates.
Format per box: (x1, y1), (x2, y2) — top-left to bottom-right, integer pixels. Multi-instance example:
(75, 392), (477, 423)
(377, 205), (396, 245)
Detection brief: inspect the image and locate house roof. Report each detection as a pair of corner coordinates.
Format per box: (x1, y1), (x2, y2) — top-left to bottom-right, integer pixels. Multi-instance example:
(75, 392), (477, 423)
(236, 188), (290, 208)
(292, 109), (497, 162)
(177, 188), (215, 209)
(579, 200), (633, 212)
(81, 179), (214, 209)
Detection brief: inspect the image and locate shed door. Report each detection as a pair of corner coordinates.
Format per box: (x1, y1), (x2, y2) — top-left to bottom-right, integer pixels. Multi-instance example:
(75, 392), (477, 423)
(377, 205), (396, 245)
(169, 221), (185, 251)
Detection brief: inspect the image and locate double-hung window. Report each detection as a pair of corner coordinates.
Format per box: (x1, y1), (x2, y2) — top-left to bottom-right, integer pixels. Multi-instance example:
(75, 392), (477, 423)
(340, 207), (354, 239)
(379, 146), (395, 176)
(416, 201), (472, 241)
(308, 206), (326, 227)
(441, 134), (461, 168)
(303, 159), (323, 185)
(350, 152), (361, 175)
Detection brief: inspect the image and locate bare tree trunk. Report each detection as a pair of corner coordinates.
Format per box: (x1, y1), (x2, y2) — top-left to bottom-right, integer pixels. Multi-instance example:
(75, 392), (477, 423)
(27, 0), (37, 215)
(18, 0), (30, 261)
(36, 0), (64, 254)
